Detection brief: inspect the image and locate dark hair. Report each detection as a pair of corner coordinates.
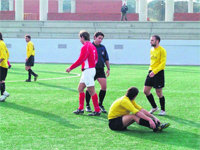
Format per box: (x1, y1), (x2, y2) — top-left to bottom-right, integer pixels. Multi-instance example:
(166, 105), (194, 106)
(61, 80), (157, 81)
(152, 35), (161, 43)
(25, 34), (31, 39)
(94, 31), (104, 38)
(0, 32), (3, 40)
(79, 30), (90, 41)
(126, 87), (139, 100)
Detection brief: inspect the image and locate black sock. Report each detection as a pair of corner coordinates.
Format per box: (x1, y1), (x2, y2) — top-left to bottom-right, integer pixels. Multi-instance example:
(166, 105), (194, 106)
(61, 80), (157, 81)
(146, 94), (157, 108)
(1, 83), (5, 95)
(159, 96), (165, 111)
(99, 90), (106, 106)
(28, 69), (31, 80)
(85, 90), (91, 106)
(139, 118), (151, 128)
(0, 83), (2, 95)
(28, 69), (37, 77)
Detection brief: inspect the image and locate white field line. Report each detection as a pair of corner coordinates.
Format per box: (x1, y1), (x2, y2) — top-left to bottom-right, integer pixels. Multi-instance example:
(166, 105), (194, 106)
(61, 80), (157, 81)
(6, 72), (80, 83)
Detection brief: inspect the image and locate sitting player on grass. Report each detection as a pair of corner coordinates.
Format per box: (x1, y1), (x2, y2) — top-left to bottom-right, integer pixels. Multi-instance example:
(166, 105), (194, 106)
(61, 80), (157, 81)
(108, 87), (170, 132)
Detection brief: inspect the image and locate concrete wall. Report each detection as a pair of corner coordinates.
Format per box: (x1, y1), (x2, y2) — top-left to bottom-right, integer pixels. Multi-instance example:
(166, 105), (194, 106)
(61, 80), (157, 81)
(4, 38), (200, 65)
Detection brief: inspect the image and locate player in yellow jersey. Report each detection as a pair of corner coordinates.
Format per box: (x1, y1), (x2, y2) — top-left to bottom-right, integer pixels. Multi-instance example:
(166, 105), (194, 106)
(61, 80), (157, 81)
(25, 35), (38, 82)
(108, 87), (170, 132)
(144, 35), (167, 116)
(0, 33), (10, 102)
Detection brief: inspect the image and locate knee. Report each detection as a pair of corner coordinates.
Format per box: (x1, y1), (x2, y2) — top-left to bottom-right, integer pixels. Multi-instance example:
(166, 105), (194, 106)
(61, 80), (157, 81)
(156, 91), (163, 98)
(143, 89), (150, 96)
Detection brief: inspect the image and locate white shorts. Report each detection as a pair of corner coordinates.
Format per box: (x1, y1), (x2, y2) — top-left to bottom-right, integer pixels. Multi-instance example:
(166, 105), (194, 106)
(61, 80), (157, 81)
(80, 68), (96, 87)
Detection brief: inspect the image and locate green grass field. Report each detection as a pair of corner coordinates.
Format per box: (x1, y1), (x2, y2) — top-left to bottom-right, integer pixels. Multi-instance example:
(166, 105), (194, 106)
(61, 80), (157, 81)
(0, 63), (199, 150)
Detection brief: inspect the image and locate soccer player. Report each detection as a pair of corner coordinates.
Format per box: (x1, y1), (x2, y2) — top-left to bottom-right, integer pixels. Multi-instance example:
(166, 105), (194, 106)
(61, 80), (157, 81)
(144, 35), (167, 116)
(85, 32), (110, 113)
(108, 87), (170, 132)
(25, 35), (38, 82)
(66, 30), (101, 116)
(0, 32), (10, 102)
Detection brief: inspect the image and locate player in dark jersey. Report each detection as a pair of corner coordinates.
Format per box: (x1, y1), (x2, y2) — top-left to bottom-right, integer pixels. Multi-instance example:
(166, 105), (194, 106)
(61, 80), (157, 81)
(85, 32), (110, 113)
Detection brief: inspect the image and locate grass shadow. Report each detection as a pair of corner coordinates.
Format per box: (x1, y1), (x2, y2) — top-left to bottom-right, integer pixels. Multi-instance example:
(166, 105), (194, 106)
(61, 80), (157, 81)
(0, 102), (78, 129)
(116, 124), (199, 149)
(165, 115), (200, 128)
(36, 82), (77, 92)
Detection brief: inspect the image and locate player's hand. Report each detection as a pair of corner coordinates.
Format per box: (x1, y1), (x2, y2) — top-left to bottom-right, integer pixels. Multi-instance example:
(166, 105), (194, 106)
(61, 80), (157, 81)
(66, 68), (71, 73)
(106, 69), (110, 77)
(149, 119), (156, 129)
(149, 71), (155, 78)
(153, 118), (160, 124)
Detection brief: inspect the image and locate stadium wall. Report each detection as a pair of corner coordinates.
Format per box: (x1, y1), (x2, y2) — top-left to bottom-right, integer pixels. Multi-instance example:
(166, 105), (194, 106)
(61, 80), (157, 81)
(4, 38), (200, 65)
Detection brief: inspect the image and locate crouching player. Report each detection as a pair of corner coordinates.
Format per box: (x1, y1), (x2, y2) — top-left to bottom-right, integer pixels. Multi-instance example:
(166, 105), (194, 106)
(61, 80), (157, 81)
(108, 87), (170, 132)
(0, 32), (10, 102)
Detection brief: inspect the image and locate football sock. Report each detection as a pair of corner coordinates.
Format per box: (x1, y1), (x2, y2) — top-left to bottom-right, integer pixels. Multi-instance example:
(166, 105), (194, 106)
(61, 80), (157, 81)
(159, 96), (165, 111)
(85, 90), (91, 106)
(139, 118), (151, 128)
(78, 92), (85, 110)
(99, 90), (106, 106)
(92, 93), (100, 112)
(28, 69), (31, 80)
(1, 83), (5, 95)
(146, 93), (157, 108)
(0, 83), (2, 95)
(28, 69), (37, 77)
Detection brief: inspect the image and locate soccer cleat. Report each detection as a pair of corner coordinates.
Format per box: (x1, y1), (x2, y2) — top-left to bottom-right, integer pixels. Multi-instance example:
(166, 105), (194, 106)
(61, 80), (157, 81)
(88, 111), (101, 116)
(158, 123), (170, 131)
(34, 75), (38, 82)
(73, 109), (84, 115)
(25, 79), (31, 82)
(3, 91), (10, 98)
(0, 95), (6, 102)
(158, 110), (166, 116)
(85, 105), (92, 112)
(153, 121), (160, 132)
(99, 105), (107, 113)
(149, 107), (159, 114)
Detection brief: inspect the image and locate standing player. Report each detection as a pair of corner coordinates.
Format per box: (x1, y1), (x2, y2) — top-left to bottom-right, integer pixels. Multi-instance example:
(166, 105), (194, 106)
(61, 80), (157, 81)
(0, 32), (10, 102)
(66, 30), (101, 116)
(144, 35), (167, 116)
(25, 35), (38, 82)
(85, 32), (110, 113)
(108, 87), (170, 131)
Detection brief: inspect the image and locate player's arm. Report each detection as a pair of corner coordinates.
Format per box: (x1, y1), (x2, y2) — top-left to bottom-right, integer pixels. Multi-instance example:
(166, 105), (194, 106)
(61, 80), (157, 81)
(152, 49), (167, 74)
(27, 43), (34, 59)
(67, 48), (87, 72)
(0, 48), (5, 62)
(105, 60), (110, 77)
(140, 109), (160, 124)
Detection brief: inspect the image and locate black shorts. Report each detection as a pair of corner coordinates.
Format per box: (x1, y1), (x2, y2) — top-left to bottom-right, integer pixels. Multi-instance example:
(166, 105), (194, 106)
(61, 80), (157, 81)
(0, 67), (8, 81)
(25, 55), (34, 66)
(145, 70), (165, 89)
(109, 117), (127, 131)
(94, 68), (106, 80)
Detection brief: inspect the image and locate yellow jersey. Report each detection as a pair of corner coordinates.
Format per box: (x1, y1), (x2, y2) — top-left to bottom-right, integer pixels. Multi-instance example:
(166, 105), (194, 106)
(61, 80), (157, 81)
(149, 45), (167, 74)
(0, 40), (8, 68)
(108, 96), (142, 120)
(27, 41), (35, 59)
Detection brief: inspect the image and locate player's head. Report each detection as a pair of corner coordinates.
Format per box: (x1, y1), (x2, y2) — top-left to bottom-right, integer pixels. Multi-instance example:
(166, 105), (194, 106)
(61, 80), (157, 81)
(0, 32), (3, 40)
(151, 35), (160, 47)
(126, 87), (139, 100)
(79, 30), (90, 44)
(25, 34), (31, 42)
(94, 31), (104, 45)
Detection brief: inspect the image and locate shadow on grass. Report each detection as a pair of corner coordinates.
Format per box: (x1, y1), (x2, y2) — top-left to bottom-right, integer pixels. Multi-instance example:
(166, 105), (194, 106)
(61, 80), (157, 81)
(118, 125), (199, 149)
(0, 102), (78, 129)
(164, 115), (200, 128)
(36, 82), (77, 92)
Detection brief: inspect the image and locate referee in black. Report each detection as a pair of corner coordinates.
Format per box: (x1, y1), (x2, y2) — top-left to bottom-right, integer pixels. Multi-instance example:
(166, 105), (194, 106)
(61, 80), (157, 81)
(25, 35), (38, 82)
(85, 32), (110, 113)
